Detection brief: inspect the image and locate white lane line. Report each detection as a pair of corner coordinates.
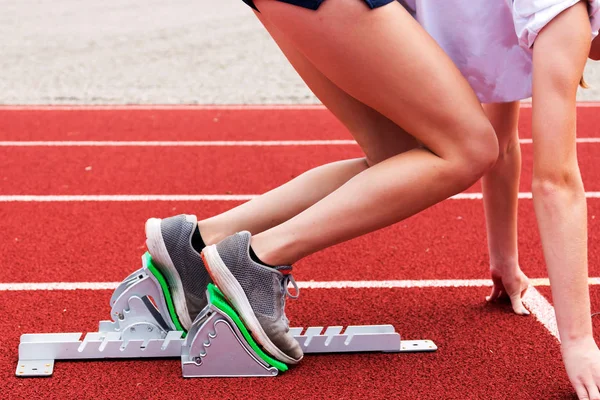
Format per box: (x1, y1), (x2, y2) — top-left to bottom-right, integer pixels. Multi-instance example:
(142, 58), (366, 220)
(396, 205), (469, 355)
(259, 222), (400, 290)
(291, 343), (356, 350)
(519, 102), (600, 108)
(301, 279), (493, 289)
(520, 138), (600, 144)
(0, 104), (329, 111)
(1, 277), (598, 291)
(1, 138), (599, 146)
(3, 192), (600, 202)
(0, 195), (258, 202)
(0, 140), (358, 147)
(0, 102), (599, 111)
(0, 282), (121, 291)
(303, 277), (556, 288)
(522, 286), (560, 342)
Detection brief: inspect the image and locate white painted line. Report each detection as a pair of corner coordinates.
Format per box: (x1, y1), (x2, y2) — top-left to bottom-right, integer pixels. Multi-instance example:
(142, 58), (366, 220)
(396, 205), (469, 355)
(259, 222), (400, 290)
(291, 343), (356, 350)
(453, 192), (600, 200)
(455, 192), (600, 200)
(0, 282), (121, 291)
(0, 103), (598, 111)
(1, 138), (600, 146)
(522, 286), (560, 342)
(519, 138), (600, 144)
(574, 138), (600, 143)
(451, 193), (550, 200)
(518, 102), (600, 108)
(0, 104), (328, 111)
(570, 102), (600, 107)
(1, 277), (598, 291)
(299, 279), (493, 289)
(0, 140), (357, 147)
(3, 192), (600, 202)
(0, 195), (257, 202)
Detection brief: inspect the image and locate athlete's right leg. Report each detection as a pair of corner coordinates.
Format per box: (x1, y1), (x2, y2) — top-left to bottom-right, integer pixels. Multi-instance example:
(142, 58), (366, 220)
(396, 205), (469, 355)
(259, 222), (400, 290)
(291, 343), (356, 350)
(197, 11), (419, 246)
(247, 0), (498, 267)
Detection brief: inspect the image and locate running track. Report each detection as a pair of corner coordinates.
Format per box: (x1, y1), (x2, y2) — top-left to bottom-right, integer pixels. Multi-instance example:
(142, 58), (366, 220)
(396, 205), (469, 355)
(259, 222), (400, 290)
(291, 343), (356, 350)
(2, 105), (600, 399)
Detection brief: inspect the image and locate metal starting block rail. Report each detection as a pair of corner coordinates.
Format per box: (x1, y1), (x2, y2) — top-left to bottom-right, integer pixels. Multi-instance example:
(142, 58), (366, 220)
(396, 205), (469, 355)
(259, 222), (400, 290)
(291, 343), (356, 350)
(16, 253), (437, 378)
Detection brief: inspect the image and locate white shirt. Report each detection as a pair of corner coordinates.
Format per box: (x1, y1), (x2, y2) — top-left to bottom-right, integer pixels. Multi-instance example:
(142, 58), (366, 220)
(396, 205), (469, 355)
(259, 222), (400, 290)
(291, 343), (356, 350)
(401, 0), (600, 103)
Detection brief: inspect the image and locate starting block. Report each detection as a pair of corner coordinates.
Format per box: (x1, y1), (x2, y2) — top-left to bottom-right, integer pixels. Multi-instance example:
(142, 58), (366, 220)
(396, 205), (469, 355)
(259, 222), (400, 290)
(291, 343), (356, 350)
(16, 253), (437, 378)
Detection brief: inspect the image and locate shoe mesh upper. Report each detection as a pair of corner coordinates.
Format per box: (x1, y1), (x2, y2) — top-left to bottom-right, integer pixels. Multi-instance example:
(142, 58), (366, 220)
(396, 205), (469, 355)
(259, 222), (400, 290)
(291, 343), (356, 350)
(216, 232), (277, 317)
(215, 231), (303, 361)
(161, 215), (211, 318)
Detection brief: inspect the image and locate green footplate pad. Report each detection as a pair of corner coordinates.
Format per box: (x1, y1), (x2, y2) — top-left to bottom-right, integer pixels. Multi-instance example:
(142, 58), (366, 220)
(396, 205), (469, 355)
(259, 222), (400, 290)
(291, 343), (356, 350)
(143, 252), (287, 372)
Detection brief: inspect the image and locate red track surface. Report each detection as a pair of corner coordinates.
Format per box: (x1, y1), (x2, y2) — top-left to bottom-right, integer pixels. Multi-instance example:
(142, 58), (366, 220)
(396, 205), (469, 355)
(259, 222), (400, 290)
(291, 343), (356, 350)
(2, 145), (600, 194)
(1, 289), (573, 399)
(3, 200), (600, 282)
(1, 106), (600, 140)
(2, 106), (599, 399)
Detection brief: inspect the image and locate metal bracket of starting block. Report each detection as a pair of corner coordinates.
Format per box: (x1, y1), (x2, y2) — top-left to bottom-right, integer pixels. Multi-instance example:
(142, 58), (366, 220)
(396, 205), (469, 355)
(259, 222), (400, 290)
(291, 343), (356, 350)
(181, 303), (279, 377)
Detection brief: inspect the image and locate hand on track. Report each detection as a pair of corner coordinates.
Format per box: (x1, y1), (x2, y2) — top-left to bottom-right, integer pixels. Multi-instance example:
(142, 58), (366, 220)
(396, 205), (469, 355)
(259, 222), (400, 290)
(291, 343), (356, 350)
(562, 337), (600, 400)
(486, 266), (530, 316)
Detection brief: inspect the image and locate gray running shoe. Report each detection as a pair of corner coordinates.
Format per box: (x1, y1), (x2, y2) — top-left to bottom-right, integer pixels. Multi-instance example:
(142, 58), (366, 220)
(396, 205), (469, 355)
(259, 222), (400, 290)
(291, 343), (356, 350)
(202, 231), (303, 364)
(145, 214), (211, 330)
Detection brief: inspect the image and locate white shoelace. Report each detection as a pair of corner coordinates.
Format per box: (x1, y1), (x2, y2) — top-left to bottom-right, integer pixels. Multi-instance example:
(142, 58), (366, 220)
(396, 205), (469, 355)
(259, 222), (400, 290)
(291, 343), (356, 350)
(282, 274), (300, 299)
(281, 274), (299, 328)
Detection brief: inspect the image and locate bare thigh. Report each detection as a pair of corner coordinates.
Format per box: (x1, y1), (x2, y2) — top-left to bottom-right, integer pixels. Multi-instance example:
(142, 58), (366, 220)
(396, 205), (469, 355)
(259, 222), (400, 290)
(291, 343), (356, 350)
(255, 11), (418, 165)
(253, 0), (495, 164)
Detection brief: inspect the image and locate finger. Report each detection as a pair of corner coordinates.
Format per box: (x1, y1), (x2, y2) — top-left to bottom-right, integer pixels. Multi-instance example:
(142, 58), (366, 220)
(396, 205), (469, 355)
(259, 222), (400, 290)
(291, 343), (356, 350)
(583, 377), (600, 400)
(509, 293), (530, 316)
(593, 374), (600, 400)
(486, 285), (501, 302)
(586, 381), (600, 400)
(573, 381), (591, 400)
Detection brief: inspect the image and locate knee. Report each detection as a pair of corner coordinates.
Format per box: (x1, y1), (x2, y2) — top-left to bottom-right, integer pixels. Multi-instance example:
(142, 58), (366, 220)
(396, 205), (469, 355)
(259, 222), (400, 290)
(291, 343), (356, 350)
(531, 166), (584, 200)
(452, 120), (498, 187)
(494, 135), (521, 170)
(496, 135), (520, 163)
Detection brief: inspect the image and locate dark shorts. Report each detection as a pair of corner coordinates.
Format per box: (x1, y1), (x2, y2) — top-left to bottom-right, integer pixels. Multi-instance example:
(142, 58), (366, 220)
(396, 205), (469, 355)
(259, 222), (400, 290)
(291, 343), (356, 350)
(242, 0), (395, 11)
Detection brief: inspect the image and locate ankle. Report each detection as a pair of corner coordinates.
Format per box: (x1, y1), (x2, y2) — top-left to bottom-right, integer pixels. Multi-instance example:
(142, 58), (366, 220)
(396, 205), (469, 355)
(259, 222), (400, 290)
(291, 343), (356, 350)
(251, 233), (297, 266)
(196, 220), (227, 247)
(248, 245), (277, 268)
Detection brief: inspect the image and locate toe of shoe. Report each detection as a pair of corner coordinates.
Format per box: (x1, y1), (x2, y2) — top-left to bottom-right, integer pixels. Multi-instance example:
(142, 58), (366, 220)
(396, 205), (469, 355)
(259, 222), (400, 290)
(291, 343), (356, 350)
(284, 336), (304, 362)
(271, 328), (304, 363)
